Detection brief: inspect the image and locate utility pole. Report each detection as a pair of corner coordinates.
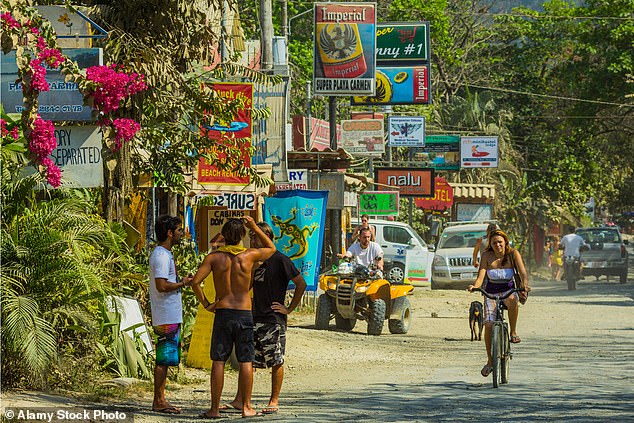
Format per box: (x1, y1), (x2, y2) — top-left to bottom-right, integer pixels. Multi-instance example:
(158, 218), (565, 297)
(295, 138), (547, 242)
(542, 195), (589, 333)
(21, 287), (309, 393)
(260, 0), (274, 71)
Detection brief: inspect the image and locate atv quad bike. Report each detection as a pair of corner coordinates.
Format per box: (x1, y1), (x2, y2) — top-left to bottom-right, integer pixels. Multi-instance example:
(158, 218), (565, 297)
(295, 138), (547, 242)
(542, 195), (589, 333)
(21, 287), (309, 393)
(315, 259), (413, 335)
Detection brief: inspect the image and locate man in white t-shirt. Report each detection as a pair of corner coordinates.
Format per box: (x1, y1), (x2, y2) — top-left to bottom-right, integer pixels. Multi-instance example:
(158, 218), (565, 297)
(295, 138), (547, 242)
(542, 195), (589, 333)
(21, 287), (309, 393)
(560, 229), (589, 280)
(561, 231), (588, 258)
(149, 215), (192, 415)
(340, 227), (384, 270)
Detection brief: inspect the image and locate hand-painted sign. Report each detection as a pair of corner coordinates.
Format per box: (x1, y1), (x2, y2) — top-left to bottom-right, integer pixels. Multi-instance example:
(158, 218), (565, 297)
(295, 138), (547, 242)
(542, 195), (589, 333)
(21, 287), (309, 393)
(198, 83), (253, 185)
(340, 119), (384, 155)
(287, 169), (308, 189)
(359, 191), (399, 215)
(388, 116), (425, 147)
(461, 136), (499, 168)
(413, 135), (460, 170)
(23, 125), (103, 187)
(375, 167), (435, 198)
(414, 177), (454, 211)
(350, 65), (430, 105)
(376, 22), (430, 63)
(207, 192), (256, 210)
(1, 49), (102, 121)
(313, 2), (376, 96)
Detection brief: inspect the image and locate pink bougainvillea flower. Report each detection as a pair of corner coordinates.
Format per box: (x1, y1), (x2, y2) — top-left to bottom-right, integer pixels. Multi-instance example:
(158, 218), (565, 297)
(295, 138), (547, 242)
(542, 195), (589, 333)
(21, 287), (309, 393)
(29, 116), (56, 159)
(85, 65), (147, 114)
(29, 59), (50, 91)
(1, 12), (21, 29)
(40, 157), (62, 188)
(113, 118), (141, 143)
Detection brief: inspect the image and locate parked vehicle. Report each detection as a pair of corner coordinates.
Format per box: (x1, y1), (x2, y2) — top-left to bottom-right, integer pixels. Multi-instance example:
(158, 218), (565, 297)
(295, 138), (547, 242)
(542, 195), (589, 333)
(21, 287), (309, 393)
(431, 222), (492, 289)
(316, 259), (413, 335)
(368, 219), (435, 285)
(576, 227), (629, 283)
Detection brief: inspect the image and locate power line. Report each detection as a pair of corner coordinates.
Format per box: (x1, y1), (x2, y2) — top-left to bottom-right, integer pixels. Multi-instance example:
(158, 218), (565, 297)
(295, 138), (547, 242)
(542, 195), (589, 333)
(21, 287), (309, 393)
(464, 11), (634, 21)
(459, 83), (634, 108)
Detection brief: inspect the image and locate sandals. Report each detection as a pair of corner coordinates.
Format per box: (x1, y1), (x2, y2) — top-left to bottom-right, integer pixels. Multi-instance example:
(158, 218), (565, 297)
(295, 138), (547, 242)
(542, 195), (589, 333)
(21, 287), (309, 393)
(481, 364), (493, 377)
(510, 335), (521, 344)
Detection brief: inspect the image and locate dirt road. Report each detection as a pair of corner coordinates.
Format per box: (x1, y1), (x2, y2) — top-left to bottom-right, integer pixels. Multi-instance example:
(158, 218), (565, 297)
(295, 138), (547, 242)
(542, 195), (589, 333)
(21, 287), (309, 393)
(3, 275), (634, 422)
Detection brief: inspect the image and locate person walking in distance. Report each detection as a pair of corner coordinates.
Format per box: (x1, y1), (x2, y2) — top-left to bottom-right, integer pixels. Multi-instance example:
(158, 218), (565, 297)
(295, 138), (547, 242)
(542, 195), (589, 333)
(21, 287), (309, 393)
(226, 222), (307, 415)
(190, 216), (276, 419)
(149, 215), (193, 415)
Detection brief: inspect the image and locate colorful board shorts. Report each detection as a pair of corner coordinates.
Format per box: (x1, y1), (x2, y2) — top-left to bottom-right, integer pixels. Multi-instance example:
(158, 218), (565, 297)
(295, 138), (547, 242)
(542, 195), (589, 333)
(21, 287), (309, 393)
(483, 290), (519, 324)
(211, 309), (255, 363)
(253, 322), (286, 369)
(154, 323), (181, 367)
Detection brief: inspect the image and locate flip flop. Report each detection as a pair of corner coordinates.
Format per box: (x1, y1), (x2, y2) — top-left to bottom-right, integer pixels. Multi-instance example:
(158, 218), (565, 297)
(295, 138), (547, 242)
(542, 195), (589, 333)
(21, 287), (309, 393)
(242, 412), (264, 419)
(262, 406), (279, 415)
(152, 406), (182, 414)
(481, 364), (493, 377)
(199, 411), (228, 420)
(510, 335), (521, 344)
(219, 404), (242, 412)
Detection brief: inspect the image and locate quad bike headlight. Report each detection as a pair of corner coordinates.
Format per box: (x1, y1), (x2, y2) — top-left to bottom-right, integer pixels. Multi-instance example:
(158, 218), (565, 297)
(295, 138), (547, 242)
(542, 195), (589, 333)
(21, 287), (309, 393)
(356, 286), (368, 293)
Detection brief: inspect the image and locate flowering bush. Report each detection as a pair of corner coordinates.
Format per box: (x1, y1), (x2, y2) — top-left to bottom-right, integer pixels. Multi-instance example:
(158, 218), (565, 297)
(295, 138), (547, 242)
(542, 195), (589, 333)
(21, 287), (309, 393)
(2, 4), (147, 187)
(86, 65), (147, 114)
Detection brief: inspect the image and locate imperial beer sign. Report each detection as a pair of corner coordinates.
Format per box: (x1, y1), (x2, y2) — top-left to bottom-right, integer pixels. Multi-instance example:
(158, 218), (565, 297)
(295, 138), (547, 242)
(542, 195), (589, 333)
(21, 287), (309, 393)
(374, 167), (435, 198)
(313, 2), (376, 96)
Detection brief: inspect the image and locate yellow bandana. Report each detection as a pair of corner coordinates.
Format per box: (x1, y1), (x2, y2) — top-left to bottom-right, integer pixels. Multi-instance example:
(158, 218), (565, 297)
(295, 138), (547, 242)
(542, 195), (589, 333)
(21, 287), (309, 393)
(216, 245), (247, 255)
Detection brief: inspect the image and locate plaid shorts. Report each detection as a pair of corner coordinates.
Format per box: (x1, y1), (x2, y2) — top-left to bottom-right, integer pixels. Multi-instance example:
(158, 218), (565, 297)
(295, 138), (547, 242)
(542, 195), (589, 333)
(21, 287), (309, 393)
(483, 291), (519, 324)
(253, 322), (286, 369)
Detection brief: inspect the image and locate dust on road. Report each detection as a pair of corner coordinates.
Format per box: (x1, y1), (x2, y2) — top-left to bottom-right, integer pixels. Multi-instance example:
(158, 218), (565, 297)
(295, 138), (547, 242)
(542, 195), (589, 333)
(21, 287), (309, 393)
(3, 276), (634, 422)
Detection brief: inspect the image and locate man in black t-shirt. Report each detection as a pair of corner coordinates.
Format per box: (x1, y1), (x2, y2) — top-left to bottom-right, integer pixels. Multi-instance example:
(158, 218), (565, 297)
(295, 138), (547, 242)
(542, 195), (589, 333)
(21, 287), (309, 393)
(225, 222), (307, 415)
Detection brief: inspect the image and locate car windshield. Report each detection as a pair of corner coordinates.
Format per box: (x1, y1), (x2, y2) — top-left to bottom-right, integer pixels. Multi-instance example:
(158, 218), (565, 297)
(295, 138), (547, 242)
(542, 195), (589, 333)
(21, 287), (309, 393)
(576, 228), (620, 244)
(438, 230), (486, 249)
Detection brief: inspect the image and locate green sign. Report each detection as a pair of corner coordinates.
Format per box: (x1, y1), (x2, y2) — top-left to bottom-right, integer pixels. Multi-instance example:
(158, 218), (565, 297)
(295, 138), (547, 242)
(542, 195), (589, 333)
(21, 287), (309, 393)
(412, 135), (460, 171)
(376, 23), (430, 63)
(359, 191), (399, 215)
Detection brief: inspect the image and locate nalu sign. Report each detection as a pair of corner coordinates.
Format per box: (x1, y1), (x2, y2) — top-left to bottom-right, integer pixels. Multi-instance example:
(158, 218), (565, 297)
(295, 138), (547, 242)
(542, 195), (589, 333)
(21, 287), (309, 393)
(374, 167), (435, 197)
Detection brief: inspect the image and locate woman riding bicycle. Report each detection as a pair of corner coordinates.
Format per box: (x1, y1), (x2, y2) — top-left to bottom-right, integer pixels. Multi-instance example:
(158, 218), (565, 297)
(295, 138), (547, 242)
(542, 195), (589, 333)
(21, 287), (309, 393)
(468, 229), (529, 377)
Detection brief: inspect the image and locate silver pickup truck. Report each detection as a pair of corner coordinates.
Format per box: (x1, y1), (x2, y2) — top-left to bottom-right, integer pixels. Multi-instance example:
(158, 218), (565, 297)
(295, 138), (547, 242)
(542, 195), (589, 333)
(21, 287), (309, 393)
(577, 227), (629, 283)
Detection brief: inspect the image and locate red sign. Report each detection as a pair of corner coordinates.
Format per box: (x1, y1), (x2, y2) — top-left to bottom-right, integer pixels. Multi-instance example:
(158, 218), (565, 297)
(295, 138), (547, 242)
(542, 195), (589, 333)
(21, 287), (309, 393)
(198, 83), (252, 185)
(374, 167), (434, 197)
(415, 177), (454, 211)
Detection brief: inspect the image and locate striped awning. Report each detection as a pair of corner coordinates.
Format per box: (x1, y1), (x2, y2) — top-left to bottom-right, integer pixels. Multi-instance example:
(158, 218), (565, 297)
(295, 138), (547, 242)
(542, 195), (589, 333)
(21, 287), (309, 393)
(450, 183), (496, 200)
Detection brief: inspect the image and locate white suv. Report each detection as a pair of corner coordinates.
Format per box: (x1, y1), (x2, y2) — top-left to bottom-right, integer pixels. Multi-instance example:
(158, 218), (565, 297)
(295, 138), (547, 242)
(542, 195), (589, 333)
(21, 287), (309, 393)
(431, 222), (490, 289)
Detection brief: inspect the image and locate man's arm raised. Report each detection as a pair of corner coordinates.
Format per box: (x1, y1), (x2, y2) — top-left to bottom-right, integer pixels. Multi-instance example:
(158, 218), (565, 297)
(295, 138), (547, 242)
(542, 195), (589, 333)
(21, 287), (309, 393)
(191, 254), (217, 312)
(244, 216), (276, 261)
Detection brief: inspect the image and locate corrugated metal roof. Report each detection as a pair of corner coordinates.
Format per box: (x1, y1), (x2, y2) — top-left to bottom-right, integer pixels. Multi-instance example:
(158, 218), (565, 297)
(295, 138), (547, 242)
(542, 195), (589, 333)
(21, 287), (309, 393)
(451, 183), (496, 200)
(287, 148), (353, 170)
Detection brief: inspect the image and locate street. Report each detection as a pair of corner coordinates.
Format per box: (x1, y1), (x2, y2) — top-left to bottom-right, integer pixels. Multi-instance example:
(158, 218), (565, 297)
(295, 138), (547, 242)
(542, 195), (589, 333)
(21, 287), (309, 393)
(3, 252), (634, 422)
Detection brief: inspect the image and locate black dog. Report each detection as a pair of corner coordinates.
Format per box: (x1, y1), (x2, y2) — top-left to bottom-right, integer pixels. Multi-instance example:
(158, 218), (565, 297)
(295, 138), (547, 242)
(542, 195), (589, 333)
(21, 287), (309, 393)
(469, 301), (484, 341)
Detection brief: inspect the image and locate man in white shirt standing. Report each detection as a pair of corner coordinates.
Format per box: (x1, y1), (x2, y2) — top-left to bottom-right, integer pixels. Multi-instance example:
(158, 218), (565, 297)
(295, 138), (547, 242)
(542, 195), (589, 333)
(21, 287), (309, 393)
(149, 215), (192, 415)
(340, 227), (384, 270)
(560, 229), (589, 279)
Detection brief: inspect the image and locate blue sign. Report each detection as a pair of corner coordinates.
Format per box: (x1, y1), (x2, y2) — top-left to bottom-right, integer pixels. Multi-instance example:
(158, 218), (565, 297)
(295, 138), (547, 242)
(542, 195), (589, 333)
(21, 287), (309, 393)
(1, 48), (102, 121)
(263, 190), (329, 291)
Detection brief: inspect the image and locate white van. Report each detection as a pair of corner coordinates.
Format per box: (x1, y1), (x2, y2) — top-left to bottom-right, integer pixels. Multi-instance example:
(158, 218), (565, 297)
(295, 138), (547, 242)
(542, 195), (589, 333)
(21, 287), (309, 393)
(431, 221), (490, 289)
(366, 219), (435, 284)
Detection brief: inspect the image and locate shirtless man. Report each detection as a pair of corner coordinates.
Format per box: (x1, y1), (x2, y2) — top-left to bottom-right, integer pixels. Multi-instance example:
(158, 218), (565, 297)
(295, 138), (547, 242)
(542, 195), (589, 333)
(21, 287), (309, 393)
(191, 216), (276, 419)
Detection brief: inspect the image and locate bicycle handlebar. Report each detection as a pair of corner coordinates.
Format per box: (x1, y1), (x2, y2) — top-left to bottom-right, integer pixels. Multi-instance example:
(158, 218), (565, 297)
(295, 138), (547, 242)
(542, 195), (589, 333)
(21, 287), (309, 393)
(471, 287), (524, 300)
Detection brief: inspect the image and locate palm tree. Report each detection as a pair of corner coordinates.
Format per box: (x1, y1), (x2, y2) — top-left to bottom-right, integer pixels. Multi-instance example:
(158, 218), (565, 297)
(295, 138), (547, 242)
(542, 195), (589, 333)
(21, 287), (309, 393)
(0, 170), (135, 386)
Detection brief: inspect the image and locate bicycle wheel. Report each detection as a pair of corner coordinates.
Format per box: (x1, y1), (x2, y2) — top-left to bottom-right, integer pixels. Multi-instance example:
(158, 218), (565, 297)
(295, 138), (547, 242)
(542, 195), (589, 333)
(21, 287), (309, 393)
(501, 323), (510, 384)
(491, 323), (501, 388)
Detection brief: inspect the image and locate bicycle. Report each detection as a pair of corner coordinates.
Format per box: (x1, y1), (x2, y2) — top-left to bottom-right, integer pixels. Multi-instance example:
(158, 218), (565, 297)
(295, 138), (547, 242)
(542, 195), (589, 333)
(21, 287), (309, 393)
(472, 287), (524, 388)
